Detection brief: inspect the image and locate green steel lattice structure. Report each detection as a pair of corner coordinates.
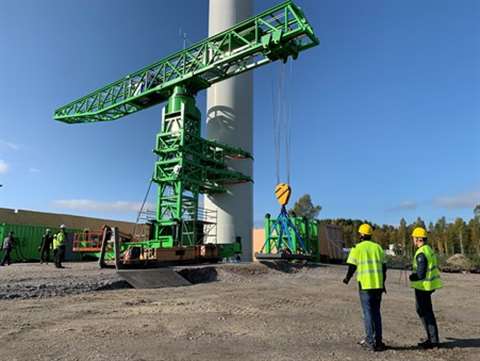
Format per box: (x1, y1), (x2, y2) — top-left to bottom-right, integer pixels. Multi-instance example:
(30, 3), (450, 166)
(53, 1), (319, 249)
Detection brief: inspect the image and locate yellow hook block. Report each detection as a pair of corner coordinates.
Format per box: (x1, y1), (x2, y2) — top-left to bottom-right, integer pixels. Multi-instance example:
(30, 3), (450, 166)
(275, 183), (291, 206)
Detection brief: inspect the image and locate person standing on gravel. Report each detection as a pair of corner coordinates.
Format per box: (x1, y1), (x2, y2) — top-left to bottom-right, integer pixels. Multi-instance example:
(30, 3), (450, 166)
(53, 225), (67, 268)
(39, 228), (53, 264)
(1, 231), (15, 266)
(343, 223), (387, 352)
(409, 227), (442, 349)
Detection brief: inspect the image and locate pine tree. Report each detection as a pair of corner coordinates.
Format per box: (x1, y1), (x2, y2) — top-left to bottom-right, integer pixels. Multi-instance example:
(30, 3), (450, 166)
(399, 218), (407, 256)
(415, 217), (426, 229)
(435, 217), (447, 256)
(468, 218), (480, 255)
(474, 205), (480, 221)
(427, 222), (438, 251)
(289, 194), (321, 220)
(453, 218), (466, 254)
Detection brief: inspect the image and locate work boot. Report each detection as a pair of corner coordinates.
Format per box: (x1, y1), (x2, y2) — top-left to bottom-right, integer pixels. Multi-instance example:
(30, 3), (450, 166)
(374, 341), (386, 352)
(357, 338), (368, 346)
(359, 339), (376, 352)
(418, 340), (439, 349)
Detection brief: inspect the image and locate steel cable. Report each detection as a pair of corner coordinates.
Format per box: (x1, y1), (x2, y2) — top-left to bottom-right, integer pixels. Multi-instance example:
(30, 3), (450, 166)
(133, 170), (155, 239)
(272, 62), (292, 186)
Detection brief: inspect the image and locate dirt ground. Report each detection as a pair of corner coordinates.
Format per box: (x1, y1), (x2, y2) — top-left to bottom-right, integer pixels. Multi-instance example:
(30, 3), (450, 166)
(0, 262), (479, 361)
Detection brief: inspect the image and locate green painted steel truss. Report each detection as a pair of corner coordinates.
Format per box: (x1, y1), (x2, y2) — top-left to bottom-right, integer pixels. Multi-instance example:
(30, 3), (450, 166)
(53, 1), (319, 250)
(152, 86), (252, 248)
(53, 0), (318, 124)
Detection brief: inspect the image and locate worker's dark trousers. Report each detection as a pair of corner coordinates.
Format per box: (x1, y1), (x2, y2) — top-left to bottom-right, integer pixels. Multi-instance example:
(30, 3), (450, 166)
(1, 248), (12, 266)
(415, 289), (439, 344)
(40, 247), (50, 263)
(54, 245), (65, 268)
(359, 290), (383, 345)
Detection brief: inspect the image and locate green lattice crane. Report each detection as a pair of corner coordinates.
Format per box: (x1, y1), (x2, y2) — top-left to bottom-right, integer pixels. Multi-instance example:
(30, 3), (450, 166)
(54, 1), (319, 254)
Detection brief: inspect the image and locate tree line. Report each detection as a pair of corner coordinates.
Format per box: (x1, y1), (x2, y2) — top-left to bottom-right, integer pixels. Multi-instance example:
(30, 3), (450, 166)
(319, 216), (480, 258)
(290, 194), (480, 258)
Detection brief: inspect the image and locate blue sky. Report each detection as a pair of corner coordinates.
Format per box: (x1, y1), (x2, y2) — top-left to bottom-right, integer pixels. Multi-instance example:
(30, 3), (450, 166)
(0, 0), (479, 227)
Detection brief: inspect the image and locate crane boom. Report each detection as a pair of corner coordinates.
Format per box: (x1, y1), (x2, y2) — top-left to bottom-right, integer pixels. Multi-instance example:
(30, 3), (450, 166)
(54, 0), (318, 123)
(54, 1), (319, 264)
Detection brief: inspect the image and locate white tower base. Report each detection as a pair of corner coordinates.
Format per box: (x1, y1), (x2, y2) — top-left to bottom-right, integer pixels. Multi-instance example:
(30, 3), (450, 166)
(206, 0), (253, 261)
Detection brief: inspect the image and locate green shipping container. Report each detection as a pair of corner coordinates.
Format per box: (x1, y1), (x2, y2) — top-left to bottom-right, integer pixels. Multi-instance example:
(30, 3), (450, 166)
(0, 223), (82, 262)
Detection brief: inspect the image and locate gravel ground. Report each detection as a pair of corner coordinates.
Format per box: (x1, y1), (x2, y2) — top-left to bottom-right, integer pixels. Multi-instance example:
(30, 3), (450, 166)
(0, 263), (129, 300)
(0, 262), (479, 361)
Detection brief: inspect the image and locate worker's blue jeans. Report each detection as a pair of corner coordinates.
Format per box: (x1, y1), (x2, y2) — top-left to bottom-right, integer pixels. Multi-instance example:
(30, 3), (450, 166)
(415, 289), (439, 344)
(359, 289), (383, 346)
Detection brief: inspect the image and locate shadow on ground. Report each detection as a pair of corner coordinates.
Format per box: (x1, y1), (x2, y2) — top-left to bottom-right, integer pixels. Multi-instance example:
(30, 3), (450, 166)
(177, 267), (218, 284)
(259, 260), (326, 273)
(442, 337), (480, 349)
(387, 337), (480, 351)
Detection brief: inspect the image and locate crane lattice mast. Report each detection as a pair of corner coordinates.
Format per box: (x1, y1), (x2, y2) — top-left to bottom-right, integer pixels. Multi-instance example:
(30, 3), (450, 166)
(54, 1), (319, 254)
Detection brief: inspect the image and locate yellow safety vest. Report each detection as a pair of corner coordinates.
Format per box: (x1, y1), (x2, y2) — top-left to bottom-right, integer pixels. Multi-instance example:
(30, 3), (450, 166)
(53, 232), (65, 249)
(346, 240), (385, 290)
(411, 244), (442, 291)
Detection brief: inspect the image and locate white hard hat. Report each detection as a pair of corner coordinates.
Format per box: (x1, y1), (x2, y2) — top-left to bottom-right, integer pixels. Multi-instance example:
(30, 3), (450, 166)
(60, 224), (66, 228)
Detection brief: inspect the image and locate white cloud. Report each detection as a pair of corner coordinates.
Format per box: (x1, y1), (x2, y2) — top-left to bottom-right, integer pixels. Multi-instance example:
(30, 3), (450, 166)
(433, 191), (480, 209)
(387, 200), (417, 212)
(0, 160), (9, 174)
(52, 199), (154, 214)
(0, 140), (20, 151)
(29, 167), (40, 173)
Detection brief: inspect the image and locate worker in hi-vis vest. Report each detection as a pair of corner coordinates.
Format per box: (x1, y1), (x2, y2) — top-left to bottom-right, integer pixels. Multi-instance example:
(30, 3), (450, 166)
(343, 223), (387, 352)
(409, 227), (442, 349)
(53, 224), (67, 269)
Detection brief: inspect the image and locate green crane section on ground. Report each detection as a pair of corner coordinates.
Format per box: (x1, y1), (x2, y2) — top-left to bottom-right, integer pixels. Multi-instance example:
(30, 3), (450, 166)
(53, 1), (319, 255)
